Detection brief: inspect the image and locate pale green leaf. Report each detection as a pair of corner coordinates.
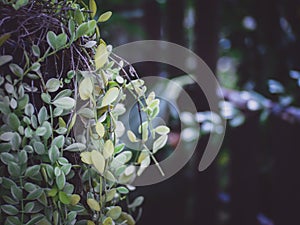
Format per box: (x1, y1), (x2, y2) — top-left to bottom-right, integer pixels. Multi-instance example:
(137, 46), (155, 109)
(9, 63), (23, 78)
(65, 143), (86, 152)
(87, 198), (100, 211)
(91, 150), (105, 174)
(79, 77), (93, 100)
(103, 217), (115, 225)
(127, 130), (137, 142)
(89, 0), (97, 18)
(46, 78), (60, 92)
(80, 152), (92, 164)
(95, 121), (105, 137)
(102, 87), (119, 106)
(70, 194), (81, 205)
(107, 206), (122, 220)
(95, 43), (109, 69)
(154, 125), (170, 135)
(98, 11), (112, 22)
(52, 97), (75, 110)
(128, 196), (144, 208)
(103, 140), (114, 159)
(153, 134), (168, 153)
(0, 55), (13, 67)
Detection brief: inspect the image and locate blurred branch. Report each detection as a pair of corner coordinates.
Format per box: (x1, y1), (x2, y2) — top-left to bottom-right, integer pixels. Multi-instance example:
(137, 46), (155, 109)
(222, 88), (300, 123)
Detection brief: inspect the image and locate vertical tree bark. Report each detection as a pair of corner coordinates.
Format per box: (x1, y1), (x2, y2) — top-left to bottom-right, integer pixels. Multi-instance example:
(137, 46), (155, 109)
(270, 117), (300, 225)
(228, 118), (260, 225)
(190, 0), (220, 224)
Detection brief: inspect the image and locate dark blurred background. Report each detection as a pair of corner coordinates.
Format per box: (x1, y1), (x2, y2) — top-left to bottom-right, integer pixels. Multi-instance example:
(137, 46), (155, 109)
(99, 0), (300, 224)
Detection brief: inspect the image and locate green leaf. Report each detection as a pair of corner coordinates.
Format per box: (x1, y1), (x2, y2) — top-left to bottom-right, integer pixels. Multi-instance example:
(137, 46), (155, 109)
(24, 183), (36, 192)
(63, 183), (74, 194)
(46, 78), (60, 92)
(80, 152), (92, 164)
(0, 132), (14, 141)
(33, 141), (45, 155)
(89, 0), (97, 18)
(103, 140), (114, 159)
(64, 143), (86, 152)
(38, 106), (48, 125)
(75, 22), (89, 40)
(48, 145), (60, 163)
(47, 31), (66, 50)
(8, 162), (21, 177)
(119, 212), (135, 225)
(103, 217), (114, 225)
(32, 45), (40, 57)
(36, 127), (47, 136)
(105, 188), (116, 202)
(127, 130), (137, 142)
(61, 164), (71, 175)
(25, 165), (40, 177)
(31, 62), (40, 72)
(0, 33), (11, 47)
(68, 19), (75, 37)
(91, 150), (105, 174)
(79, 77), (93, 100)
(18, 149), (28, 164)
(24, 202), (35, 213)
(24, 103), (34, 116)
(104, 170), (116, 183)
(114, 143), (125, 154)
(70, 194), (81, 206)
(67, 211), (77, 223)
(137, 152), (150, 176)
(95, 43), (109, 69)
(55, 127), (67, 135)
(74, 8), (84, 25)
(8, 113), (20, 131)
(47, 187), (58, 197)
(13, 0), (28, 10)
(58, 157), (69, 165)
(59, 191), (70, 204)
(1, 177), (17, 189)
(5, 216), (21, 225)
(53, 89), (73, 100)
(9, 63), (23, 78)
(25, 215), (44, 225)
(117, 186), (129, 195)
(56, 33), (67, 49)
(54, 167), (62, 177)
(98, 11), (112, 22)
(46, 31), (56, 49)
(87, 198), (100, 211)
(11, 185), (23, 199)
(78, 107), (94, 118)
(26, 189), (43, 200)
(52, 135), (65, 148)
(42, 121), (52, 140)
(56, 173), (66, 190)
(128, 196), (144, 208)
(106, 206), (122, 220)
(95, 121), (105, 137)
(102, 87), (119, 106)
(53, 107), (63, 117)
(0, 55), (13, 66)
(155, 125), (170, 135)
(52, 97), (75, 110)
(1, 205), (18, 215)
(153, 134), (168, 153)
(5, 83), (14, 93)
(0, 152), (16, 165)
(41, 93), (51, 104)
